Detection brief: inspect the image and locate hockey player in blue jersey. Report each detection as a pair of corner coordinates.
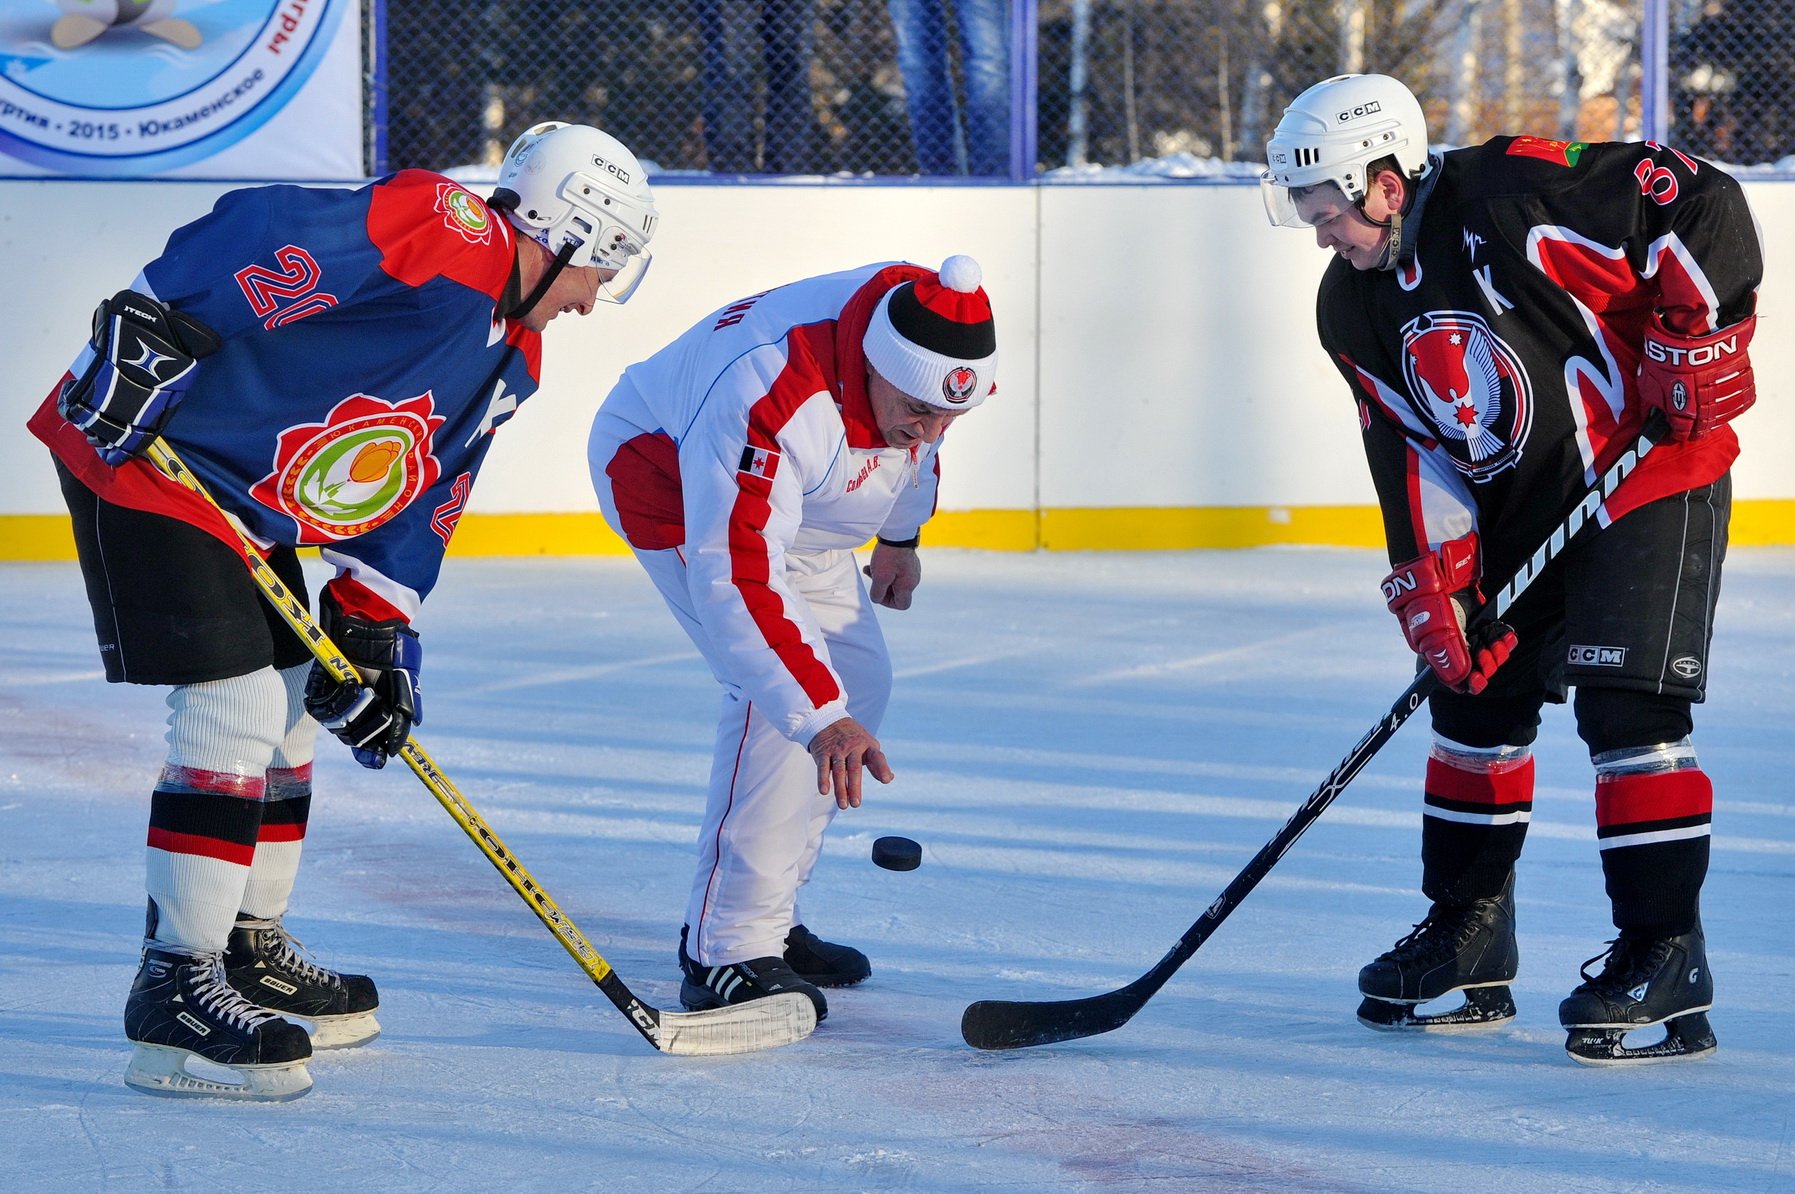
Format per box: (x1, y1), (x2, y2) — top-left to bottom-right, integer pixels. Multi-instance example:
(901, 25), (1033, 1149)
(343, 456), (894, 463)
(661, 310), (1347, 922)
(30, 122), (659, 1100)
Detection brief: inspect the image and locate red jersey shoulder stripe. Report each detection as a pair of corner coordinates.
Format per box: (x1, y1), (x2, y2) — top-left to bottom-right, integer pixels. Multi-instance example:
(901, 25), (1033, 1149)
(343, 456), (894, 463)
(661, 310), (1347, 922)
(366, 170), (514, 300)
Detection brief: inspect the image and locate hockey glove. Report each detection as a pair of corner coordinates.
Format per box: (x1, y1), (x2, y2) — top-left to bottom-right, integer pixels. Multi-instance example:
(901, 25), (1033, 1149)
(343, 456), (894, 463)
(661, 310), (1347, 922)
(58, 290), (221, 466)
(1636, 312), (1756, 442)
(303, 591), (422, 770)
(1381, 534), (1518, 696)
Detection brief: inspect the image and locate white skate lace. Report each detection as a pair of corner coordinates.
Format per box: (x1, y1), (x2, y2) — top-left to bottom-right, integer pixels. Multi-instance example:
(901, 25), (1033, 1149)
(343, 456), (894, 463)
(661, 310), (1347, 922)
(250, 919), (343, 989)
(187, 952), (282, 1030)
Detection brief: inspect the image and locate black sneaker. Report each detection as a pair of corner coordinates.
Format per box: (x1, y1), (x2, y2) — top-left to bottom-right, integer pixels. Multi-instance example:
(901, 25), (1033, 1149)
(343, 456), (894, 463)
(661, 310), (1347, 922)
(1558, 925), (1716, 1065)
(679, 924), (827, 1022)
(784, 924), (871, 988)
(1356, 872), (1518, 1030)
(124, 946), (313, 1100)
(225, 916), (382, 1048)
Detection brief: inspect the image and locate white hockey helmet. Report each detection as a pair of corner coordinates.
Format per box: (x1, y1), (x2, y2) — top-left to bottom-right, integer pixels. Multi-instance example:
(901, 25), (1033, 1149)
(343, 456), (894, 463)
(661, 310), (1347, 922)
(493, 121), (659, 301)
(1261, 74), (1429, 228)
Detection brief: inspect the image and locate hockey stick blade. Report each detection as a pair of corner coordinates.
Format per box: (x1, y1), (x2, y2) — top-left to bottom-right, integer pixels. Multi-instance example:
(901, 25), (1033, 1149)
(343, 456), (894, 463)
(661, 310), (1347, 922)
(961, 419), (1664, 1052)
(652, 993), (818, 1056)
(143, 438), (819, 1058)
(962, 982), (1149, 1051)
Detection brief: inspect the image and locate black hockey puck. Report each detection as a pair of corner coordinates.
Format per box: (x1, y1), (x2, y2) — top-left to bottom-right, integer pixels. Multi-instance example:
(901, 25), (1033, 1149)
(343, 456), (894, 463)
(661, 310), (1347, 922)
(871, 835), (922, 871)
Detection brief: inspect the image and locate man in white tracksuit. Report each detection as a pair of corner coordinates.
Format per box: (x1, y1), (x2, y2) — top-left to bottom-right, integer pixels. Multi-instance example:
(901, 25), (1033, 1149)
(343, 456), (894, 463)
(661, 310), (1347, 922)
(589, 255), (998, 1021)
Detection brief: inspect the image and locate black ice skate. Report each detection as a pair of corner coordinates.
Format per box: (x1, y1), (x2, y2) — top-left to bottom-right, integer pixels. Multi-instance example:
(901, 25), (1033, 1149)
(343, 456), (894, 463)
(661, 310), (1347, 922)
(1558, 926), (1716, 1065)
(679, 924), (827, 1022)
(123, 945), (313, 1100)
(784, 924), (871, 988)
(225, 916), (381, 1048)
(1356, 873), (1519, 1031)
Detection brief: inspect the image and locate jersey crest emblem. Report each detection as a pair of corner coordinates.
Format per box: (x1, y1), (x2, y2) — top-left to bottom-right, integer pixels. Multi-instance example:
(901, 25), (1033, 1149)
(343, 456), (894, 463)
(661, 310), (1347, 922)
(436, 183), (494, 245)
(1400, 311), (1533, 482)
(252, 392), (445, 543)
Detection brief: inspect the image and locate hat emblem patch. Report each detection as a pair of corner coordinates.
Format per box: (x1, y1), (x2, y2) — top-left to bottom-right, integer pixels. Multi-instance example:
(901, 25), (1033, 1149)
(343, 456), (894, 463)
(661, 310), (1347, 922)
(942, 367), (979, 404)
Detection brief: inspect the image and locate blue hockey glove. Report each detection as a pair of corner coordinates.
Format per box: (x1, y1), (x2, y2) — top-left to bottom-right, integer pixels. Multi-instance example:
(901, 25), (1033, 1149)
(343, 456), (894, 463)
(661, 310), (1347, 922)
(304, 592), (423, 769)
(58, 290), (221, 466)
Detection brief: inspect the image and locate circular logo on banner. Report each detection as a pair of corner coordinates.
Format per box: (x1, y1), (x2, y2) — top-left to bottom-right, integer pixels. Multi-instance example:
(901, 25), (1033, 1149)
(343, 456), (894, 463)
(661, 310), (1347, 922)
(252, 392), (445, 543)
(0, 0), (345, 175)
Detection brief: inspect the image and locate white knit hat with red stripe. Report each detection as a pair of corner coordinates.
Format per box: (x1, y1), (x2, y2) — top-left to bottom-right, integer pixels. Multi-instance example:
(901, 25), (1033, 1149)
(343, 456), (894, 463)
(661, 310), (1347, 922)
(862, 255), (998, 410)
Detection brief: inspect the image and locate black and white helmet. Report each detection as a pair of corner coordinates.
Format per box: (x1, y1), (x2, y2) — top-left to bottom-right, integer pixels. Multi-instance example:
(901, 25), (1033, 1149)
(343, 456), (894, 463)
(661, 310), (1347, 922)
(1262, 74), (1429, 228)
(493, 122), (658, 298)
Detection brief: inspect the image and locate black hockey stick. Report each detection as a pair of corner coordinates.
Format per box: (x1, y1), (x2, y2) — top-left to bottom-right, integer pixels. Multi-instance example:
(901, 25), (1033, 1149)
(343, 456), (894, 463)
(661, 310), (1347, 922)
(961, 415), (1667, 1050)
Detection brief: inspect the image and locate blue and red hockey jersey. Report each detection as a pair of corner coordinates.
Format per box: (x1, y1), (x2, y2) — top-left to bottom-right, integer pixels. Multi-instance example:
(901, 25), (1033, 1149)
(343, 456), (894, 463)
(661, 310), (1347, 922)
(31, 170), (543, 623)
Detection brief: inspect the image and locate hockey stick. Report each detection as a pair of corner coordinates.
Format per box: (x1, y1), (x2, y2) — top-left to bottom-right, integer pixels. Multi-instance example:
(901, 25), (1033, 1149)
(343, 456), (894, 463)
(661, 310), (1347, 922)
(143, 439), (816, 1056)
(961, 416), (1667, 1050)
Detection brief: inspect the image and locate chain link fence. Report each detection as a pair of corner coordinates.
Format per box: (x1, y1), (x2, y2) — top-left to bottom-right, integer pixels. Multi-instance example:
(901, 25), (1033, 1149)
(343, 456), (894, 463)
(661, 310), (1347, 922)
(376, 0), (1795, 179)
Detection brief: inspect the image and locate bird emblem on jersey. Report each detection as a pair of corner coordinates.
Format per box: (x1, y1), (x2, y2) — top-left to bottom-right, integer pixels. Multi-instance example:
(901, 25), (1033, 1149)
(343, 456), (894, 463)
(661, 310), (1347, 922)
(1399, 310), (1533, 482)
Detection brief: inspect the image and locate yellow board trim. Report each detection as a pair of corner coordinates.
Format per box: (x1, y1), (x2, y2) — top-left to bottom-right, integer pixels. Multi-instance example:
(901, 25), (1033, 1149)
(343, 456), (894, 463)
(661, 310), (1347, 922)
(4, 500), (1792, 560)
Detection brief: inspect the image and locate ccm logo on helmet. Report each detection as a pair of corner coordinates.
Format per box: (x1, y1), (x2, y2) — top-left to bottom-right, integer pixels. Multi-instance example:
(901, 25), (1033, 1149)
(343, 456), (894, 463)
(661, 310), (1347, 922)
(590, 155), (632, 185)
(1643, 333), (1741, 367)
(1335, 101), (1383, 122)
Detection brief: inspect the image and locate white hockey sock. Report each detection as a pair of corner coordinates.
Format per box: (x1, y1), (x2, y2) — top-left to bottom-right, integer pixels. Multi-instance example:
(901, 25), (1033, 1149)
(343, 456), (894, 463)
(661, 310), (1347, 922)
(241, 664), (315, 921)
(148, 669), (284, 951)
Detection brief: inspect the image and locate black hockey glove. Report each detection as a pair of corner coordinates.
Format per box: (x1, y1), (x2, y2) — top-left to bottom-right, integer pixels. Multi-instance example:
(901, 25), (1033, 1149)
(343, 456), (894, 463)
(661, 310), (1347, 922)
(304, 591), (423, 770)
(58, 289), (221, 466)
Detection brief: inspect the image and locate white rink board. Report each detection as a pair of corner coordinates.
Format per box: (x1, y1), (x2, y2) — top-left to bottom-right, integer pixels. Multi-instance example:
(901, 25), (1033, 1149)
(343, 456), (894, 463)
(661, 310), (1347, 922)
(1, 177), (1789, 518)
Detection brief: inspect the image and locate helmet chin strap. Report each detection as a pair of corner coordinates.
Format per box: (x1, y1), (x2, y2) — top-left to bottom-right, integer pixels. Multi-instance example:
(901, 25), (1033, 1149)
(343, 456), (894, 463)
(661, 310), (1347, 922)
(503, 240), (578, 321)
(1363, 154), (1439, 272)
(1371, 209), (1406, 272)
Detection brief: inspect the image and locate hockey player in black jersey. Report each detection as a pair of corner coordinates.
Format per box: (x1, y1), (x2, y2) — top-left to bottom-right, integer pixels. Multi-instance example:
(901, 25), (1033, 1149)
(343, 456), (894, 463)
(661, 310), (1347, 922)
(1263, 73), (1760, 1064)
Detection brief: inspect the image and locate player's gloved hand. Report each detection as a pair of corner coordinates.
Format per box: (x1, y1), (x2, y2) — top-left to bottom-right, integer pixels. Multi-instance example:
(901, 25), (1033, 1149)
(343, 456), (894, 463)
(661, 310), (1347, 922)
(1381, 534), (1517, 695)
(303, 591), (422, 769)
(1636, 312), (1756, 442)
(57, 289), (221, 466)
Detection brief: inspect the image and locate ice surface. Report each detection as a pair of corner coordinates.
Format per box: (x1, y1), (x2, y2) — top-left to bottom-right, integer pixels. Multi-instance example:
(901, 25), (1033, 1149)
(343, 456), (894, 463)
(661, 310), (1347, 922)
(2, 548), (1791, 1191)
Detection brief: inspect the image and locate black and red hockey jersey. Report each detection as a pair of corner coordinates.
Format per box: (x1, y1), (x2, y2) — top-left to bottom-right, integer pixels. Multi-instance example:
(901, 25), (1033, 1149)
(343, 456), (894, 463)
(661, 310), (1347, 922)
(1316, 136), (1762, 583)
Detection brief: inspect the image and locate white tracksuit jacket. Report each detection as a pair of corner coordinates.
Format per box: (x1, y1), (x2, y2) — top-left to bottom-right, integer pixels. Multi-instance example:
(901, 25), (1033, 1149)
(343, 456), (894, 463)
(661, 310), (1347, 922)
(588, 262), (950, 965)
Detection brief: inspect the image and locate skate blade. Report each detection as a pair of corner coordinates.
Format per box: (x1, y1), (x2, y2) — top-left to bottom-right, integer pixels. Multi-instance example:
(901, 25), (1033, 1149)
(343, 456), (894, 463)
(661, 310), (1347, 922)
(1357, 986), (1517, 1033)
(124, 1043), (312, 1101)
(296, 1010), (382, 1050)
(656, 991), (818, 1056)
(1565, 1011), (1717, 1066)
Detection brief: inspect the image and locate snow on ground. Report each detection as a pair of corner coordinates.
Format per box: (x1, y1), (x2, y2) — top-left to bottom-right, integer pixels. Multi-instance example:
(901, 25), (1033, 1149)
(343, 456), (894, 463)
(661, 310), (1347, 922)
(2, 548), (1791, 1192)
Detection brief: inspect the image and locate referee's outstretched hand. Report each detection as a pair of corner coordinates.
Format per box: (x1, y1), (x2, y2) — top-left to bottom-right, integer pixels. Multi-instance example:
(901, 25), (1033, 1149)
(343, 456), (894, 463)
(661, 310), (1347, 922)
(807, 717), (893, 809)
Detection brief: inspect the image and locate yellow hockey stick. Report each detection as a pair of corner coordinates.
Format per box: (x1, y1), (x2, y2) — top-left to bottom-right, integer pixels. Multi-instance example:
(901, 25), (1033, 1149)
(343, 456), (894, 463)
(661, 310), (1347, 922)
(144, 438), (815, 1056)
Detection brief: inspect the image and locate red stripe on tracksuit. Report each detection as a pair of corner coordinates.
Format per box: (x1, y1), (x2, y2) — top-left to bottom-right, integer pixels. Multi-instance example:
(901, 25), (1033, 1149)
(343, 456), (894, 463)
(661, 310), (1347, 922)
(726, 323), (848, 711)
(1595, 769), (1713, 830)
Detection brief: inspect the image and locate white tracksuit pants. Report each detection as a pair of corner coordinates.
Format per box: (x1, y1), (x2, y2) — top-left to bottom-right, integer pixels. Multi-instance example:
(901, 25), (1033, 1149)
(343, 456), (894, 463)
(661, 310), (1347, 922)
(625, 543), (892, 966)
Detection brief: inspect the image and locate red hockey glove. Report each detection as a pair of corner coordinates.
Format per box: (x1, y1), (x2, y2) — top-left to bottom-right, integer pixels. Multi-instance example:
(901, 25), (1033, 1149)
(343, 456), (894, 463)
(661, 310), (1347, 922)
(1381, 534), (1517, 695)
(1636, 313), (1756, 442)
